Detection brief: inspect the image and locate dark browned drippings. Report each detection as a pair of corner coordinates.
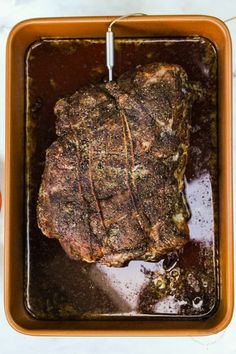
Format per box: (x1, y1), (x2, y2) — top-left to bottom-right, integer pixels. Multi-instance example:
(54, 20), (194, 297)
(25, 37), (218, 320)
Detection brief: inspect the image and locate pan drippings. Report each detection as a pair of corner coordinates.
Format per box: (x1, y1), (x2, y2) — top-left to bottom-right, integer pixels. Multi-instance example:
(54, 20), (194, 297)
(25, 37), (218, 319)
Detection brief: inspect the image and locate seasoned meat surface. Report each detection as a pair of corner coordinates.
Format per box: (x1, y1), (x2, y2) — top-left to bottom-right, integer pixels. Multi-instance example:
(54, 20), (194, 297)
(37, 63), (192, 267)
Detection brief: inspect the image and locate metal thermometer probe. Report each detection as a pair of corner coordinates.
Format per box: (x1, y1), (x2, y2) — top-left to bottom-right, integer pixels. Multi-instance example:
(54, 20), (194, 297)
(106, 13), (146, 82)
(106, 28), (114, 82)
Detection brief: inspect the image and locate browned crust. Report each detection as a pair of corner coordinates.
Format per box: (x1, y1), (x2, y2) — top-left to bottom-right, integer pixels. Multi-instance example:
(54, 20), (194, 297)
(37, 62), (192, 267)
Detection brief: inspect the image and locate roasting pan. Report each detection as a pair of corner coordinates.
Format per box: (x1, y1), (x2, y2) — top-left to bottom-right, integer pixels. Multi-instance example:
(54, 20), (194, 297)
(5, 15), (233, 336)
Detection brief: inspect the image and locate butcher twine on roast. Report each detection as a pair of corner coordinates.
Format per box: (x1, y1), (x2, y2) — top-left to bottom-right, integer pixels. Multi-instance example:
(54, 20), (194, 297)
(37, 62), (193, 267)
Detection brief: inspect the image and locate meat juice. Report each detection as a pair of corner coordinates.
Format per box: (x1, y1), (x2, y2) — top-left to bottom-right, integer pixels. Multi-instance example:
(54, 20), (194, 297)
(25, 37), (218, 319)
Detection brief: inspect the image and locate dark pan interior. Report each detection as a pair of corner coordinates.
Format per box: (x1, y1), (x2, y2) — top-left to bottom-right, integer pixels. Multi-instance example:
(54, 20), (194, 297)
(25, 37), (219, 320)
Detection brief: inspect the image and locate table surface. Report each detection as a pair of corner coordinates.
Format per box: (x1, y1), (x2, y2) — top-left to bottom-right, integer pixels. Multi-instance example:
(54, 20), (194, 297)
(0, 0), (235, 353)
